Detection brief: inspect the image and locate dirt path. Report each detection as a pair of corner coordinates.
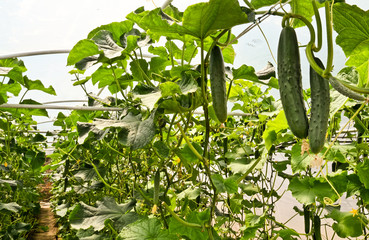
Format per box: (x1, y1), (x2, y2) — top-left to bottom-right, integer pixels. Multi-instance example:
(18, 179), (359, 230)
(28, 176), (59, 240)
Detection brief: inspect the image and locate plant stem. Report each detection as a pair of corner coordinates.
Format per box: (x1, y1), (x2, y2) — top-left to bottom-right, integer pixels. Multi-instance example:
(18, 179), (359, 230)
(312, 0), (322, 52)
(324, 1), (334, 75)
(162, 202), (203, 228)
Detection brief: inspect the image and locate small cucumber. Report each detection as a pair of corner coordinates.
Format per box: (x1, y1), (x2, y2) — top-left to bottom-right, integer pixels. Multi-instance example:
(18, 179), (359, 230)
(309, 57), (330, 154)
(303, 205), (310, 234)
(277, 26), (309, 139)
(153, 170), (160, 205)
(209, 45), (227, 123)
(329, 76), (365, 101)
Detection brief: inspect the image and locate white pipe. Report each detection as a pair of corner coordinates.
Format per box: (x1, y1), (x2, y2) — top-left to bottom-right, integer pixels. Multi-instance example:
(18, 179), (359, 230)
(0, 50), (154, 60)
(0, 49), (71, 59)
(161, 0), (174, 9)
(0, 104), (123, 111)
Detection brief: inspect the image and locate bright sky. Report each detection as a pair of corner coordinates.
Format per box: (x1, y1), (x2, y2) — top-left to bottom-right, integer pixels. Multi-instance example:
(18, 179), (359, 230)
(1, 0), (368, 130)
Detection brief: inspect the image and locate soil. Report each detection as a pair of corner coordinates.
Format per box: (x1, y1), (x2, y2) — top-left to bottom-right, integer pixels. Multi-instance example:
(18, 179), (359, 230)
(28, 174), (59, 240)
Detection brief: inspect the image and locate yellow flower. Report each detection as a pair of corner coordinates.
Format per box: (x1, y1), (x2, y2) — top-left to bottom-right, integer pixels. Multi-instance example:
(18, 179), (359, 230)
(4, 162), (7, 167)
(350, 208), (358, 217)
(173, 157), (180, 164)
(152, 204), (157, 214)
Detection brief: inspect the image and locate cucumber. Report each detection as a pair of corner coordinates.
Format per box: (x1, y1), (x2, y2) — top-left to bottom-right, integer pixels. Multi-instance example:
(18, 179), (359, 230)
(313, 214), (322, 240)
(329, 76), (365, 101)
(309, 57), (330, 154)
(153, 170), (160, 205)
(209, 45), (227, 123)
(303, 205), (310, 234)
(277, 26), (309, 139)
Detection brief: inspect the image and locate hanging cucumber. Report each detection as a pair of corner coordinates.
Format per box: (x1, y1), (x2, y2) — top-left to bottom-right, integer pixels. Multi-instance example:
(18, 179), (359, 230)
(313, 214), (322, 240)
(153, 169), (160, 205)
(309, 57), (330, 154)
(209, 45), (227, 123)
(277, 26), (309, 139)
(329, 76), (366, 101)
(303, 205), (310, 234)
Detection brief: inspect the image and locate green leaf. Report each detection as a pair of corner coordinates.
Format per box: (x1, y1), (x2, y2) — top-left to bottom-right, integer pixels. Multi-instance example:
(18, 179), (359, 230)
(168, 210), (211, 240)
(153, 141), (170, 159)
(356, 159), (369, 189)
(290, 0), (322, 28)
(126, 8), (185, 41)
(78, 112), (156, 150)
(25, 150), (45, 170)
(91, 30), (124, 59)
(333, 3), (369, 85)
(118, 218), (175, 240)
(177, 187), (201, 200)
(275, 228), (300, 240)
(130, 59), (149, 81)
(149, 57), (171, 74)
(232, 64), (258, 81)
(228, 150), (267, 175)
(159, 82), (182, 98)
(250, 0), (280, 9)
(0, 202), (21, 213)
(211, 174), (238, 194)
(182, 0), (248, 39)
(19, 99), (49, 117)
(326, 209), (364, 238)
(69, 197), (138, 231)
(288, 177), (335, 204)
(148, 46), (169, 58)
(261, 110), (289, 150)
(67, 39), (100, 66)
(178, 142), (203, 165)
(291, 142), (314, 173)
(0, 82), (22, 97)
(87, 21), (134, 43)
(23, 76), (56, 95)
(91, 66), (124, 88)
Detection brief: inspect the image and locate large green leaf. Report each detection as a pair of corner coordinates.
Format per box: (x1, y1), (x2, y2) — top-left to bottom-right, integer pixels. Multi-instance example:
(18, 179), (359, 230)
(228, 148), (268, 174)
(87, 21), (134, 43)
(290, 0), (322, 28)
(291, 142), (314, 173)
(168, 210), (211, 240)
(19, 99), (49, 117)
(91, 66), (124, 88)
(23, 76), (56, 95)
(0, 202), (21, 213)
(211, 174), (238, 194)
(69, 197), (138, 231)
(118, 218), (175, 240)
(356, 159), (369, 189)
(333, 3), (369, 85)
(326, 208), (364, 238)
(182, 0), (248, 39)
(78, 112), (156, 150)
(67, 39), (100, 66)
(250, 0), (321, 28)
(91, 30), (124, 59)
(128, 0), (248, 40)
(133, 73), (199, 111)
(261, 110), (289, 151)
(288, 177), (335, 204)
(126, 8), (185, 40)
(25, 150), (45, 170)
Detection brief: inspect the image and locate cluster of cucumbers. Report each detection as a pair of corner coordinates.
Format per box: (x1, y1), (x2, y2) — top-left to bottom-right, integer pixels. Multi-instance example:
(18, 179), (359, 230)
(277, 25), (330, 154)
